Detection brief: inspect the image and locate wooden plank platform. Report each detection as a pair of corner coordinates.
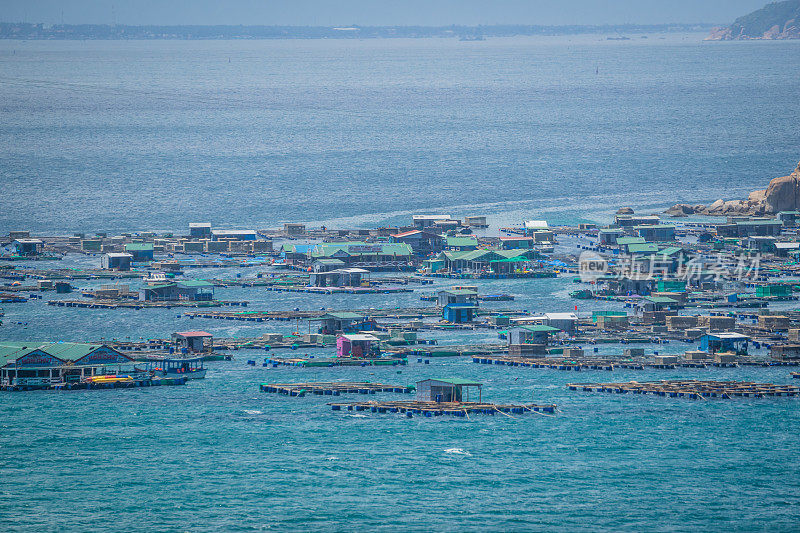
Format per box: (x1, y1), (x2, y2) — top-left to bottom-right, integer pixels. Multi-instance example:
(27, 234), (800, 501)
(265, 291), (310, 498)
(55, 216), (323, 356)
(327, 400), (557, 416)
(260, 356), (407, 368)
(472, 356), (798, 371)
(260, 381), (412, 396)
(47, 299), (247, 309)
(566, 380), (800, 399)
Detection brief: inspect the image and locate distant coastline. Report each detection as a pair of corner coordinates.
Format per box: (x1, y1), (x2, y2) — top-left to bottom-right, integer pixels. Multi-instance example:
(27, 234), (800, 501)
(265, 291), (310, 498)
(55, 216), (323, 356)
(0, 22), (715, 41)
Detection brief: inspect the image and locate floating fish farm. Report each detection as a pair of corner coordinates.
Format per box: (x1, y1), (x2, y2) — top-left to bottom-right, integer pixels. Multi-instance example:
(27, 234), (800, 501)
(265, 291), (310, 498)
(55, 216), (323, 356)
(327, 400), (557, 417)
(259, 381), (413, 396)
(567, 380), (800, 399)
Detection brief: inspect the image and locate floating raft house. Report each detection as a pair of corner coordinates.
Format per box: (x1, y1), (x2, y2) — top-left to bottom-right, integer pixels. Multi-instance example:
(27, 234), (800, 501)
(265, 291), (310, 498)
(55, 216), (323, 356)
(260, 381), (413, 396)
(567, 380), (800, 399)
(328, 378), (556, 416)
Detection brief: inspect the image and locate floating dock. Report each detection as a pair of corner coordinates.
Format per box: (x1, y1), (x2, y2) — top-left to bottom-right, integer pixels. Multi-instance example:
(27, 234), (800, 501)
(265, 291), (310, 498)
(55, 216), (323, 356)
(47, 299), (247, 309)
(327, 400), (557, 416)
(472, 355), (747, 370)
(260, 381), (413, 396)
(261, 356), (407, 367)
(567, 380), (800, 399)
(2, 376), (188, 392)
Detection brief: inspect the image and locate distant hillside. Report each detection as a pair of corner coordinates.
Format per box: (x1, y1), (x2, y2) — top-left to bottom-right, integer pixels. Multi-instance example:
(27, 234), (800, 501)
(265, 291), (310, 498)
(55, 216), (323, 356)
(706, 0), (800, 40)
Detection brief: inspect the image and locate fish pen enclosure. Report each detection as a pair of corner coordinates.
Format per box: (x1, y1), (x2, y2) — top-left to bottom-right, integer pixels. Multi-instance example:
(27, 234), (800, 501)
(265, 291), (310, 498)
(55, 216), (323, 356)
(327, 400), (557, 417)
(567, 380), (800, 399)
(260, 381), (413, 396)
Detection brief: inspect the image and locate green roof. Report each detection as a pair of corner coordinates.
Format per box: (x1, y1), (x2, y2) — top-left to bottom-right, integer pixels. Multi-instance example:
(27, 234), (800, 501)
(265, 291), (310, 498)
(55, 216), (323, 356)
(445, 236), (479, 247)
(0, 342), (104, 366)
(314, 258), (346, 265)
(125, 243), (154, 252)
(440, 288), (478, 296)
(627, 243), (659, 254)
(617, 237), (646, 245)
(490, 256), (529, 263)
(644, 296), (679, 304)
(658, 246), (683, 256)
(496, 249), (539, 259)
(518, 325), (560, 332)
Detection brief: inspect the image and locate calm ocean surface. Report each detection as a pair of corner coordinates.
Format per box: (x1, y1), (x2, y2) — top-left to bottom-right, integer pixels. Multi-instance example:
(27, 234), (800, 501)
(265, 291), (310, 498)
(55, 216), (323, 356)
(1, 35), (800, 531)
(1, 34), (800, 233)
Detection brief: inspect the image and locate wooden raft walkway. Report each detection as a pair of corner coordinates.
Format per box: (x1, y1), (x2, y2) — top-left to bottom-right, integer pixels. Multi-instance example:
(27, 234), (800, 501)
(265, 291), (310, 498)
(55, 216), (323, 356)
(260, 382), (413, 396)
(567, 380), (800, 399)
(473, 355), (743, 370)
(327, 400), (557, 416)
(48, 299), (247, 309)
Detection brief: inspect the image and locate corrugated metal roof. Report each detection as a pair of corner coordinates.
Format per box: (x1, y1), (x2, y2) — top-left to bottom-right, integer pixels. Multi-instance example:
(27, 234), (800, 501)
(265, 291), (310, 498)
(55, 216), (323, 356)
(0, 342), (109, 366)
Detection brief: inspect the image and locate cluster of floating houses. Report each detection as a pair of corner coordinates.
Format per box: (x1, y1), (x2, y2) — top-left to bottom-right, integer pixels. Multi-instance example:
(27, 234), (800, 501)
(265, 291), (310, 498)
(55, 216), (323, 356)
(3, 208), (800, 415)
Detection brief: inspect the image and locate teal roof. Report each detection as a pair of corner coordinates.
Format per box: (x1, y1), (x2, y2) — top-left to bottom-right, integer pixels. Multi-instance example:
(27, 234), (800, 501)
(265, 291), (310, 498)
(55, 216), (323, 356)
(0, 342), (103, 366)
(496, 249), (539, 259)
(658, 246), (683, 256)
(617, 237), (646, 245)
(644, 296), (679, 304)
(445, 236), (478, 247)
(125, 243), (154, 252)
(627, 243), (659, 254)
(443, 249), (503, 262)
(440, 289), (478, 296)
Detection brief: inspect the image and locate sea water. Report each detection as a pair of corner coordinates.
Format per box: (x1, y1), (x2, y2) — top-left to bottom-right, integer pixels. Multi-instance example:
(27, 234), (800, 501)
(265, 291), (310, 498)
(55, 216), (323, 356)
(1, 34), (799, 233)
(1, 35), (800, 531)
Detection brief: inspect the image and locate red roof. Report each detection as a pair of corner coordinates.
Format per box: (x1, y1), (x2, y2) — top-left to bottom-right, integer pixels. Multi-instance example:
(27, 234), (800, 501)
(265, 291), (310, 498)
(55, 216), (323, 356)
(174, 331), (213, 337)
(392, 230), (422, 238)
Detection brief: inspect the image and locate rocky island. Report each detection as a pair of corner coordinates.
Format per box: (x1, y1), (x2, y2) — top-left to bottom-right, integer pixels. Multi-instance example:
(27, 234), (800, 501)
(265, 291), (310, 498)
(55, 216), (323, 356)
(706, 0), (800, 40)
(666, 160), (800, 216)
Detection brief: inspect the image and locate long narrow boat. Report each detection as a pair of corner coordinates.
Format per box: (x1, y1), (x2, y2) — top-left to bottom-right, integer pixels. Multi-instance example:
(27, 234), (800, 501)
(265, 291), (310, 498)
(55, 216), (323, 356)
(146, 356), (207, 380)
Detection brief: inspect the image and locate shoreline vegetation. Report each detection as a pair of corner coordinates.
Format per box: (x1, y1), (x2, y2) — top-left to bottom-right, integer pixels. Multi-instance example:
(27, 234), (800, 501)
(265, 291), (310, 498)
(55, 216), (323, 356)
(0, 22), (715, 41)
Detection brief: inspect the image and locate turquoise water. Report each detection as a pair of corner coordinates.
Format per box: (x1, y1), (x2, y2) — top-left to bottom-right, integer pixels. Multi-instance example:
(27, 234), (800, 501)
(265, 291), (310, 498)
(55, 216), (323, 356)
(2, 34), (800, 530)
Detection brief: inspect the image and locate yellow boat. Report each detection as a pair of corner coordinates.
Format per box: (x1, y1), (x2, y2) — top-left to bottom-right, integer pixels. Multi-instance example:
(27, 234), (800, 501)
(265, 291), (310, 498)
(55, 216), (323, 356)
(85, 375), (134, 384)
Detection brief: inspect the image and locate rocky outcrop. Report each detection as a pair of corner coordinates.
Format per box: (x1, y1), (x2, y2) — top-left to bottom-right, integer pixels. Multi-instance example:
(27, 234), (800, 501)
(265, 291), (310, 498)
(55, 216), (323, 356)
(665, 160), (800, 217)
(706, 0), (800, 40)
(616, 207), (635, 215)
